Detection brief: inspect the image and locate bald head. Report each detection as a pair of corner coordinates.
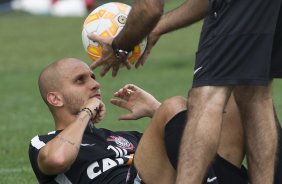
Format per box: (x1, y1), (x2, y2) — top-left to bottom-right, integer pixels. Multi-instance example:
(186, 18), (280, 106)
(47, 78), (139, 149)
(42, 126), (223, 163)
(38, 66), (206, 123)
(38, 58), (87, 105)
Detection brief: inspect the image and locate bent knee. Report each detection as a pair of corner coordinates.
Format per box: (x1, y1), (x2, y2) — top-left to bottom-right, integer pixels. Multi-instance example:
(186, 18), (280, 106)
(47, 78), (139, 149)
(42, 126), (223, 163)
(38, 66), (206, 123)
(160, 96), (187, 118)
(150, 96), (187, 135)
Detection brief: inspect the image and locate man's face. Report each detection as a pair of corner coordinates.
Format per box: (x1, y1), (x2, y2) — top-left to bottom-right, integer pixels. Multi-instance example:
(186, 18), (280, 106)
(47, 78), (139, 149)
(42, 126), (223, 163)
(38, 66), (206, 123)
(59, 61), (101, 115)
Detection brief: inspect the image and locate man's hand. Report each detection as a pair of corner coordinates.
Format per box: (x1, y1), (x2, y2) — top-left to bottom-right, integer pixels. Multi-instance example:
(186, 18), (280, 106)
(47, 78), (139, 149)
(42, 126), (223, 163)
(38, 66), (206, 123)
(111, 84), (161, 120)
(135, 31), (161, 68)
(83, 97), (106, 124)
(87, 33), (131, 77)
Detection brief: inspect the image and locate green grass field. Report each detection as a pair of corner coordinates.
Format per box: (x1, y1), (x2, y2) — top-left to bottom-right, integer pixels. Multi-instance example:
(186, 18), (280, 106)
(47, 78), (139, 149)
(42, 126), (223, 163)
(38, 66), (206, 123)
(0, 1), (282, 183)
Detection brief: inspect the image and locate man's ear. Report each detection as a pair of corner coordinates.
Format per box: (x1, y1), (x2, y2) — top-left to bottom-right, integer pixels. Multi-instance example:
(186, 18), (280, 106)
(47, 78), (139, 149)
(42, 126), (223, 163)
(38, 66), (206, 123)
(46, 92), (64, 107)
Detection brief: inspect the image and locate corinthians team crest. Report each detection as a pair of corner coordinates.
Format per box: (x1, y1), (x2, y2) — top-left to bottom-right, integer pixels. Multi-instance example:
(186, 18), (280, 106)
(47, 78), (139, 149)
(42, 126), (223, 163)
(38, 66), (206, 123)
(117, 15), (127, 24)
(107, 136), (134, 150)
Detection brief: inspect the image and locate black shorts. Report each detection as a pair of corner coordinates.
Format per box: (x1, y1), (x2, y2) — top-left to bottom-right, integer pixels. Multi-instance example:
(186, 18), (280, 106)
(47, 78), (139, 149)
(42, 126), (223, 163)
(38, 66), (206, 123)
(164, 110), (248, 184)
(193, 0), (282, 87)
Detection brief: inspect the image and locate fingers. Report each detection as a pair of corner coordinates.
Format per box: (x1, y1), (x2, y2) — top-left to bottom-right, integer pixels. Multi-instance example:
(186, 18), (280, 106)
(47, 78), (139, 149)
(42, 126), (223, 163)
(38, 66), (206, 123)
(112, 64), (120, 77)
(93, 56), (129, 77)
(112, 89), (132, 102)
(123, 88), (134, 97)
(136, 33), (160, 68)
(99, 55), (116, 76)
(125, 84), (138, 92)
(100, 64), (112, 77)
(118, 114), (137, 120)
(125, 89), (133, 96)
(113, 86), (136, 100)
(87, 33), (115, 76)
(95, 109), (106, 123)
(124, 61), (131, 70)
(96, 54), (116, 76)
(93, 102), (106, 123)
(87, 33), (103, 43)
(89, 50), (113, 70)
(110, 99), (129, 109)
(89, 57), (104, 70)
(87, 33), (133, 77)
(111, 56), (132, 76)
(135, 46), (151, 68)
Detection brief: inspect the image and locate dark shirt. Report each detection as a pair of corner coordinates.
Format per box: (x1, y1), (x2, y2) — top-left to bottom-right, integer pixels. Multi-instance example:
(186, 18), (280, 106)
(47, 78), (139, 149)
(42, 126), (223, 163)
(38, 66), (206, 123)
(29, 126), (142, 184)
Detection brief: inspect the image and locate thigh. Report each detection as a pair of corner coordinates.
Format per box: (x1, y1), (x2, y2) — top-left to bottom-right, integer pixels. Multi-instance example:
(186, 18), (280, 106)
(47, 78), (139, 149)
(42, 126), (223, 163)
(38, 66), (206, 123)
(193, 0), (282, 87)
(133, 97), (187, 184)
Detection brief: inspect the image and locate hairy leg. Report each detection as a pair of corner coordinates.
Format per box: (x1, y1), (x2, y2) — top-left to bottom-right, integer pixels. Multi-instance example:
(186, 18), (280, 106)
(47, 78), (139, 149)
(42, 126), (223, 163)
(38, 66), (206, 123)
(217, 94), (245, 168)
(134, 96), (187, 184)
(176, 86), (231, 184)
(234, 84), (277, 184)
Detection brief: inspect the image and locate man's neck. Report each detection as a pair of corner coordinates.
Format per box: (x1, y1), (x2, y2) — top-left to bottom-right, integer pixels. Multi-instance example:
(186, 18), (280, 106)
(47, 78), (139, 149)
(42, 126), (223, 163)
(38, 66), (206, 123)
(54, 111), (76, 130)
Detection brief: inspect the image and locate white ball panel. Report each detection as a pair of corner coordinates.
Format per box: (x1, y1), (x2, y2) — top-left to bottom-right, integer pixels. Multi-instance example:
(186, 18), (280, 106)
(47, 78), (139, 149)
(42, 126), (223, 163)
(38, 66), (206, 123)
(81, 28), (89, 51)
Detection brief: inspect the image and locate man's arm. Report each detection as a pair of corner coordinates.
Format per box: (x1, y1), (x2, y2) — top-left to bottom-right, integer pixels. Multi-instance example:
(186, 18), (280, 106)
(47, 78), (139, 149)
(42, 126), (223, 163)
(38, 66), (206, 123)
(37, 99), (105, 175)
(115, 0), (208, 51)
(154, 0), (208, 36)
(113, 0), (164, 51)
(37, 111), (91, 175)
(136, 0), (208, 67)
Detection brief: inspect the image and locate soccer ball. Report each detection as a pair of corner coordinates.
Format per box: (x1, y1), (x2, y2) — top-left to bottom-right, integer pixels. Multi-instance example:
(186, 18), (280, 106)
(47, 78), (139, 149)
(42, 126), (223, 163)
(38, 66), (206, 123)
(81, 2), (147, 64)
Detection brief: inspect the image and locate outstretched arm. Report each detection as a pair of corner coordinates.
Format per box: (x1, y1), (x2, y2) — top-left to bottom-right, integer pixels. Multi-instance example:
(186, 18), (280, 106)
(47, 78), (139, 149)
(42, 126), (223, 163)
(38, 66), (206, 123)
(111, 84), (161, 120)
(136, 0), (208, 67)
(153, 0), (208, 36)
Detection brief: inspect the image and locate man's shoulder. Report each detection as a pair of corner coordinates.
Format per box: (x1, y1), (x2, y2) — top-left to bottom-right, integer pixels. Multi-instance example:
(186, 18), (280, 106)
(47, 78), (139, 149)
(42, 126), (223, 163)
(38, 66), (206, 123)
(29, 130), (58, 150)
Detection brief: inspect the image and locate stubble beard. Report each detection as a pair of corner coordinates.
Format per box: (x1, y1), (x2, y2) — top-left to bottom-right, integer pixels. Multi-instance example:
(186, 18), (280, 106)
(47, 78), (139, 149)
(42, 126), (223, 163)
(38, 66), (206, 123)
(63, 94), (85, 115)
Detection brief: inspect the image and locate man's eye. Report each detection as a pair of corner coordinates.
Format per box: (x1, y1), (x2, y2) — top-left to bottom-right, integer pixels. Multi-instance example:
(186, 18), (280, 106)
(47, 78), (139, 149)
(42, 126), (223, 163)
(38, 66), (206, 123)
(76, 76), (84, 83)
(91, 74), (96, 80)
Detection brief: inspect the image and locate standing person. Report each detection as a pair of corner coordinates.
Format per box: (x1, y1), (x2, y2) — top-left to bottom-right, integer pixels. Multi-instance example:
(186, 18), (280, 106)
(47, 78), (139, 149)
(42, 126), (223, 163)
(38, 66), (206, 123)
(175, 0), (282, 183)
(89, 0), (282, 183)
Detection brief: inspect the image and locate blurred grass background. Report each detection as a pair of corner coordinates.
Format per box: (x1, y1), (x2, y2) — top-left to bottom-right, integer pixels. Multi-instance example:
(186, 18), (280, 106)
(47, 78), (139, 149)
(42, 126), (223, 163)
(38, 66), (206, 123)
(0, 0), (282, 183)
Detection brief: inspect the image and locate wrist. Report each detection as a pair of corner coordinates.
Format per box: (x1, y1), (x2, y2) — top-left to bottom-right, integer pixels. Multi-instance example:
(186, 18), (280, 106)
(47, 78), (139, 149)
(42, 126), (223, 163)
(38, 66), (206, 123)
(80, 108), (93, 121)
(111, 38), (133, 59)
(147, 102), (161, 118)
(152, 26), (162, 37)
(77, 110), (92, 127)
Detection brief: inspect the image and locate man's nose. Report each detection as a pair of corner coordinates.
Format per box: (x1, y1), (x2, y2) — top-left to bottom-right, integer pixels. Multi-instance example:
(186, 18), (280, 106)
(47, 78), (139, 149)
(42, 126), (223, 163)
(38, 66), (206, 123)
(90, 79), (100, 90)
